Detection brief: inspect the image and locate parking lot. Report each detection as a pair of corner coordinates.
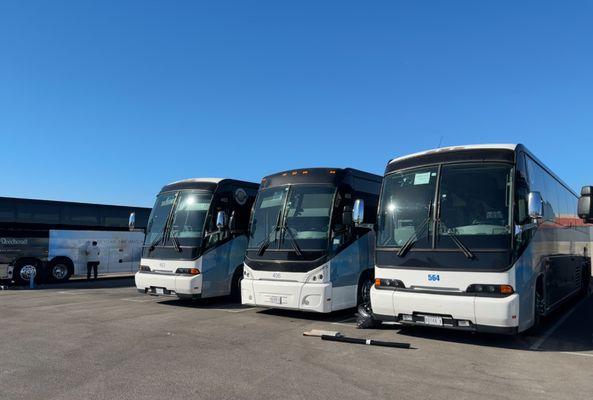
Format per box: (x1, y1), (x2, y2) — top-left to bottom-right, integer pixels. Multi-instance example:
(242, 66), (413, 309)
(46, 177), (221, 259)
(1, 279), (592, 400)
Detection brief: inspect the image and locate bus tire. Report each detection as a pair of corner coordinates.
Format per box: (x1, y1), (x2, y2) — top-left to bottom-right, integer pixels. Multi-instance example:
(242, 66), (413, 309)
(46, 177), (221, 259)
(356, 273), (380, 329)
(357, 302), (381, 329)
(48, 258), (73, 283)
(533, 277), (546, 330)
(13, 259), (42, 286)
(230, 267), (243, 302)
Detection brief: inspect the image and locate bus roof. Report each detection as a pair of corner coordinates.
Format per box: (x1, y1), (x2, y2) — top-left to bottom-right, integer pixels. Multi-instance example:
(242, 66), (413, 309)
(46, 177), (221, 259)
(259, 167), (382, 190)
(159, 178), (259, 194)
(386, 143), (577, 196)
(388, 144), (518, 165)
(0, 195), (150, 210)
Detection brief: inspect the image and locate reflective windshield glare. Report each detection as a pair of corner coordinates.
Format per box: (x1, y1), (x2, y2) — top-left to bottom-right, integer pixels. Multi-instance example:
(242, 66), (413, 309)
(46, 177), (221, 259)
(378, 163), (512, 250)
(248, 185), (335, 252)
(145, 190), (212, 247)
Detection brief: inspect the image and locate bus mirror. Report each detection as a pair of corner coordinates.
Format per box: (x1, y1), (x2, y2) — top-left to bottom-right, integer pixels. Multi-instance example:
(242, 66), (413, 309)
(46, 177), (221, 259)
(578, 186), (593, 222)
(528, 192), (543, 221)
(353, 199), (365, 225)
(216, 211), (227, 230)
(342, 206), (353, 226)
(128, 212), (136, 231)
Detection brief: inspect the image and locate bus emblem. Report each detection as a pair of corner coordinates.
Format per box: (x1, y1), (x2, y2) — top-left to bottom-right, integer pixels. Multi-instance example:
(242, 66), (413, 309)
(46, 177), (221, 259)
(234, 188), (248, 205)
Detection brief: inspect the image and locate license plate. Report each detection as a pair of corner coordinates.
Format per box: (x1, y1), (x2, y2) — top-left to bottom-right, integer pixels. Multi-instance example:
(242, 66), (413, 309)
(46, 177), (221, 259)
(155, 288), (164, 295)
(423, 316), (443, 326)
(269, 295), (285, 305)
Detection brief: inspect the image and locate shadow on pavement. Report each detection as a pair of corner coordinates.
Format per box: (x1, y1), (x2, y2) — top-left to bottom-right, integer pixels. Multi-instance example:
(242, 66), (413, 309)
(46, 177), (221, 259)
(257, 307), (357, 323)
(391, 293), (593, 353)
(2, 276), (135, 291)
(156, 296), (251, 311)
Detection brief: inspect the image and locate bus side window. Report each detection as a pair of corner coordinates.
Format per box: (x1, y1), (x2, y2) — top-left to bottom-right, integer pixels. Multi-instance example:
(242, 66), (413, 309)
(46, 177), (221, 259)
(205, 193), (232, 250)
(515, 154), (530, 225)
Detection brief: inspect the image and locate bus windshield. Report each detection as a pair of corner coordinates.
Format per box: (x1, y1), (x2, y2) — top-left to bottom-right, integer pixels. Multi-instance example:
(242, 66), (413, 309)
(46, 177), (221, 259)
(378, 163), (513, 250)
(145, 190), (212, 248)
(248, 185), (336, 252)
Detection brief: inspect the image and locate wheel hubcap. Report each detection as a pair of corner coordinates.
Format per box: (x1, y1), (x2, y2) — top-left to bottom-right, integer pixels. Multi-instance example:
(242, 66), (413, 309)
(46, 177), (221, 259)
(19, 265), (37, 281)
(52, 264), (68, 280)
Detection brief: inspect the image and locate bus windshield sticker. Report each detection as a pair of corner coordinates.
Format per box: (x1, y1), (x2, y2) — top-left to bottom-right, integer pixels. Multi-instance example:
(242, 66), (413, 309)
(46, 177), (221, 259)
(414, 172), (432, 185)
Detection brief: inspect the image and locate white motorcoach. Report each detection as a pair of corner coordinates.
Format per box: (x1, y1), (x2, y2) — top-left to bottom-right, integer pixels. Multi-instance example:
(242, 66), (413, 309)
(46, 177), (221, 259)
(359, 144), (591, 334)
(135, 178), (258, 300)
(241, 168), (382, 312)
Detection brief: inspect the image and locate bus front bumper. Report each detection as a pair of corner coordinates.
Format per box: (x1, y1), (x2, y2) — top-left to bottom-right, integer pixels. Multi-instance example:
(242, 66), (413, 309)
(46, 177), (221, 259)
(135, 271), (202, 299)
(241, 278), (333, 313)
(370, 286), (520, 334)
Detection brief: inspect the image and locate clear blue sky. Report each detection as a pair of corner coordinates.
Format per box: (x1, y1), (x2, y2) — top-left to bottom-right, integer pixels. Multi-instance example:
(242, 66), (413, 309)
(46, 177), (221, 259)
(1, 1), (592, 207)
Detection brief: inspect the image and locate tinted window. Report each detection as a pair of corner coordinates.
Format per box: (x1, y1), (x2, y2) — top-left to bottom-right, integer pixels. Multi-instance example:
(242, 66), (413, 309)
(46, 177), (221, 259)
(62, 204), (100, 226)
(248, 187), (289, 249)
(437, 163), (512, 249)
(377, 166), (438, 247)
(17, 201), (61, 224)
(102, 207), (131, 228)
(515, 153), (530, 225)
(0, 198), (16, 223)
(145, 192), (177, 245)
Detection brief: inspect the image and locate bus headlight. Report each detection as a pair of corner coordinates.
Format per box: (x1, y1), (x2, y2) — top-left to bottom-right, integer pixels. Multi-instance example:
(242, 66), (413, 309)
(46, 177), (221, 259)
(375, 278), (405, 288)
(139, 265), (151, 272)
(466, 284), (513, 296)
(176, 268), (200, 275)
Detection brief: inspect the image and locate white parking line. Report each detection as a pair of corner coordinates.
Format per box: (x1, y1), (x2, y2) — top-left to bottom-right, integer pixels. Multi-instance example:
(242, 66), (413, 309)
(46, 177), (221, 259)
(530, 296), (588, 351)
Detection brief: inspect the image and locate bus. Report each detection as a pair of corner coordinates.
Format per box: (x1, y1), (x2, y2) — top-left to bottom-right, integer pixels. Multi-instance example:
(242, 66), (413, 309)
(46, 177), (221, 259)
(135, 178), (258, 300)
(360, 144), (591, 334)
(241, 168), (382, 313)
(0, 196), (150, 285)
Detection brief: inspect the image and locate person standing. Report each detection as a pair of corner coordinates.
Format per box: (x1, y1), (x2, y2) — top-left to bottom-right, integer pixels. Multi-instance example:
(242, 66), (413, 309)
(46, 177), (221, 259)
(85, 241), (100, 280)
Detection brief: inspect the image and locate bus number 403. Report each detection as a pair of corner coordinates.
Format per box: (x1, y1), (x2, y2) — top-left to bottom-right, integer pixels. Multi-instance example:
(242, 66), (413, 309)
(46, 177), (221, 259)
(428, 274), (440, 282)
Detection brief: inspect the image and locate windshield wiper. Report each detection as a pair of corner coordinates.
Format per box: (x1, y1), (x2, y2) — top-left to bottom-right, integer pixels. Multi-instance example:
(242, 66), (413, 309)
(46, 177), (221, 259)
(441, 223), (475, 259)
(281, 225), (303, 257)
(397, 217), (431, 257)
(170, 232), (182, 253)
(257, 208), (284, 256)
(148, 234), (164, 253)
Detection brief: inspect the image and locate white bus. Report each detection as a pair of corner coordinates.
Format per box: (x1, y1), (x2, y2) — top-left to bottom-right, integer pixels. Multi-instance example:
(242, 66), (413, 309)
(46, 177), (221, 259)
(0, 196), (150, 285)
(135, 178), (258, 300)
(241, 168), (382, 312)
(359, 144), (591, 334)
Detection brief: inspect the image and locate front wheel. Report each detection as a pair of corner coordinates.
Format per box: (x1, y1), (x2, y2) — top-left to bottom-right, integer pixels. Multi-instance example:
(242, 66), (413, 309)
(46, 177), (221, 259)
(230, 269), (243, 302)
(356, 277), (381, 329)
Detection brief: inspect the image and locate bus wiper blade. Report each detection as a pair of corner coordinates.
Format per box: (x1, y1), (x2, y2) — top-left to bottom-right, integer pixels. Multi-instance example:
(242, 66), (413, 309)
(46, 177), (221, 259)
(444, 228), (475, 260)
(149, 234), (164, 252)
(281, 226), (303, 257)
(257, 209), (284, 256)
(170, 233), (182, 253)
(397, 217), (430, 258)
